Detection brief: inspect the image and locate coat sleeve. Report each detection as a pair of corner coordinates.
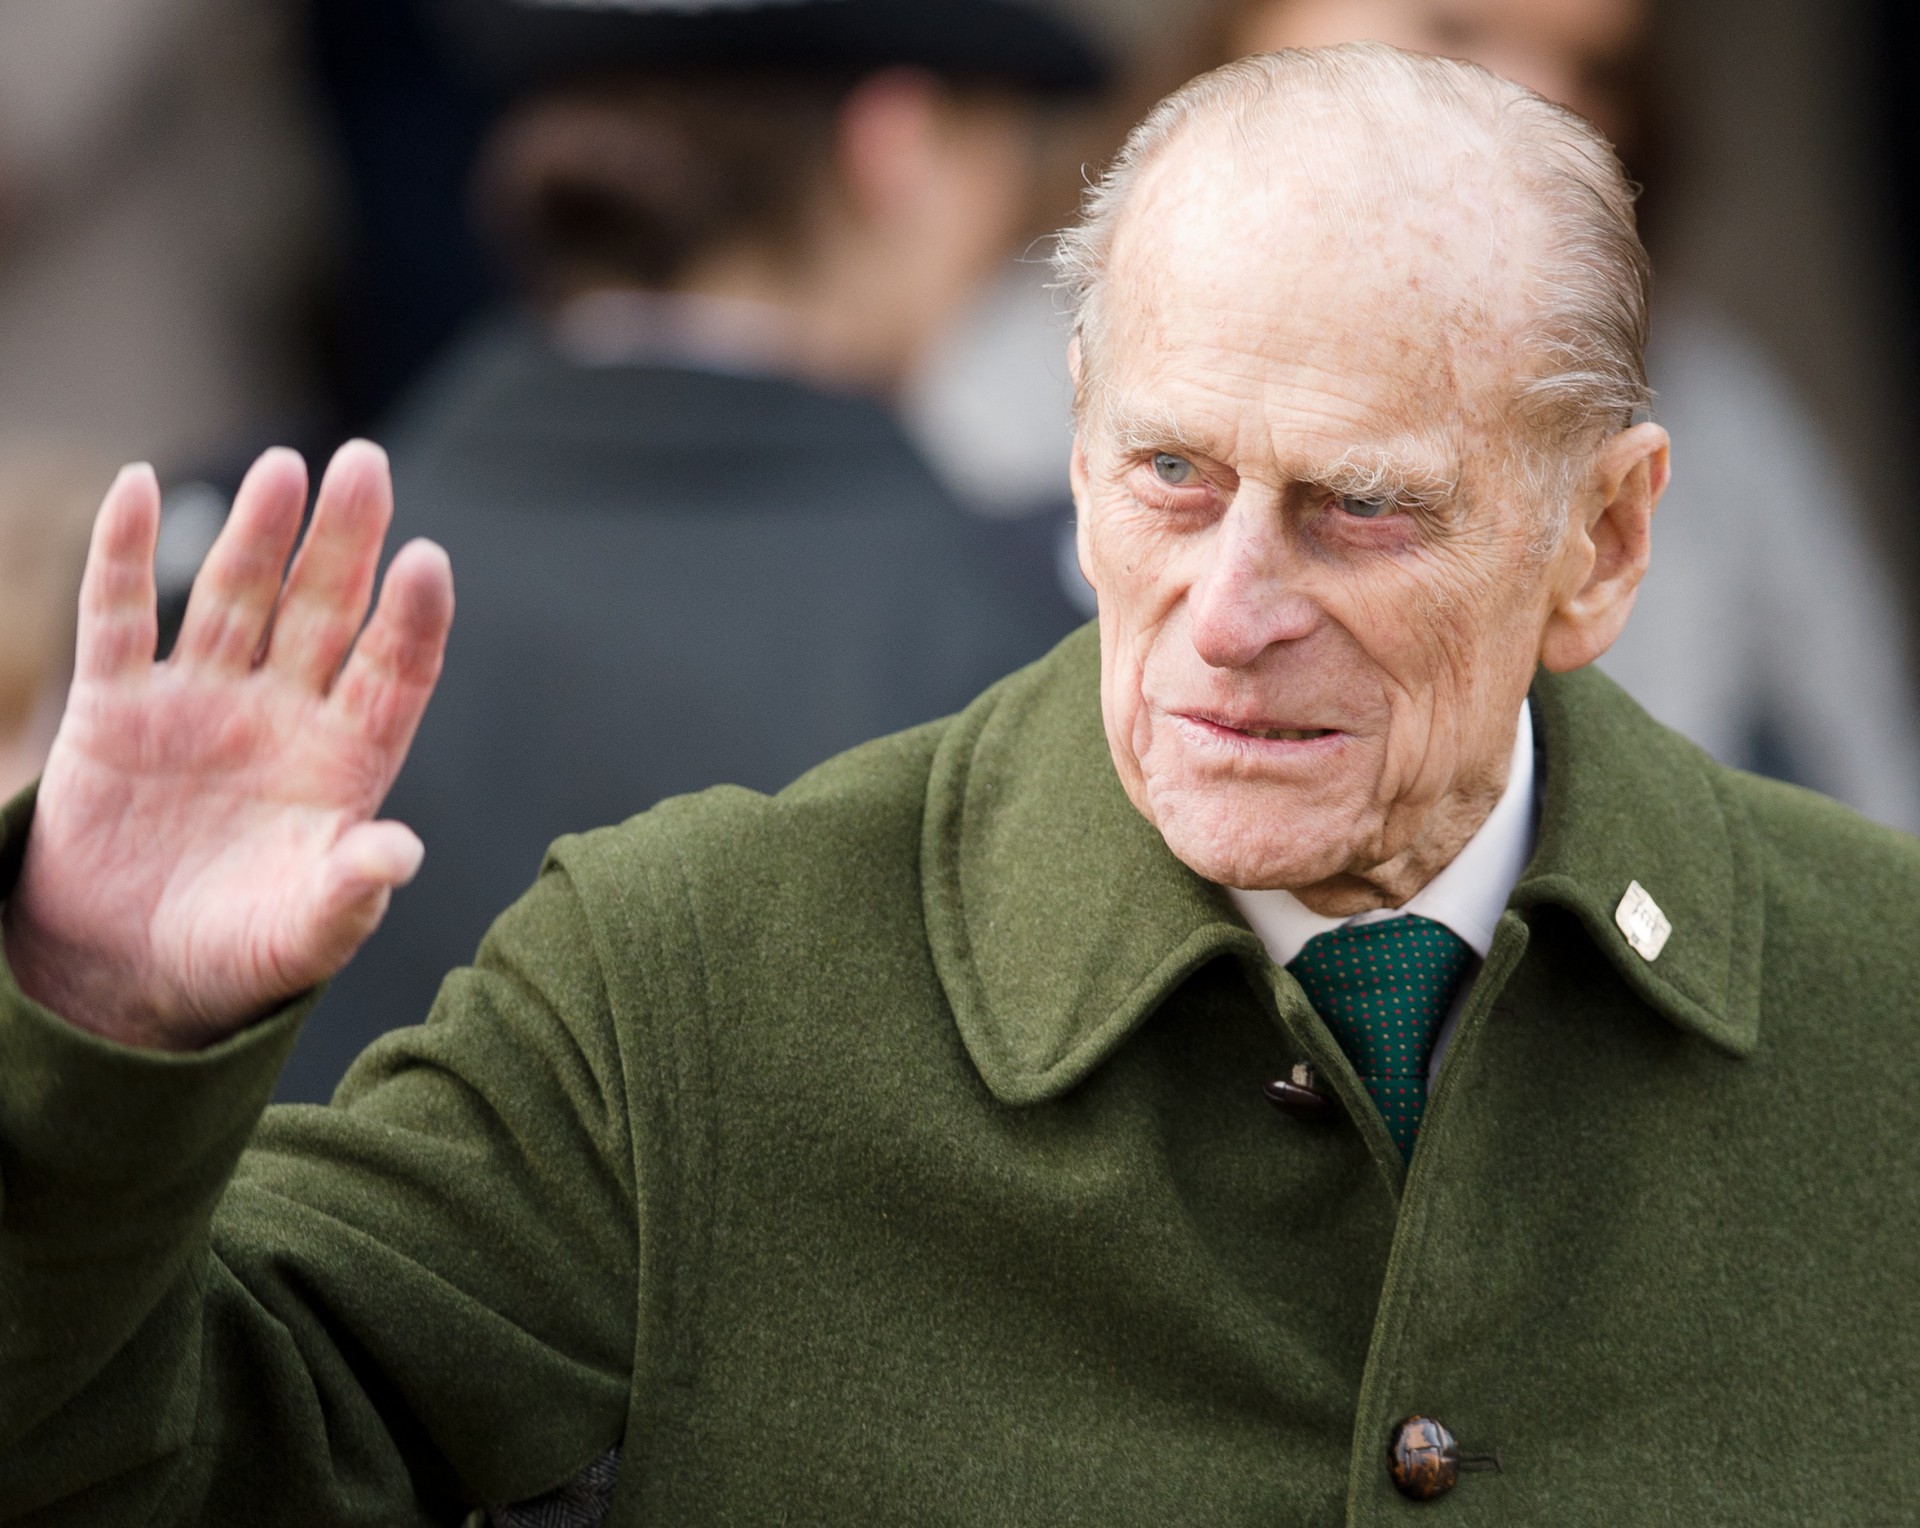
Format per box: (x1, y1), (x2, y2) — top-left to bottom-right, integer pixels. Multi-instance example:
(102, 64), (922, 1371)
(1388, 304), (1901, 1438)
(0, 789), (639, 1525)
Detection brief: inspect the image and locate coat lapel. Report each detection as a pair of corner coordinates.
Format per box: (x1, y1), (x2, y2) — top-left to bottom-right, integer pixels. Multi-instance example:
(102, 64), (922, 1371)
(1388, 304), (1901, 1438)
(920, 627), (1262, 1106)
(1517, 666), (1763, 1058)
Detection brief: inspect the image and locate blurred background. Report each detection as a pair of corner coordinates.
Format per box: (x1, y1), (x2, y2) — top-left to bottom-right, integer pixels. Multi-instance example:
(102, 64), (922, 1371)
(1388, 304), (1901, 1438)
(1, 0), (1915, 1097)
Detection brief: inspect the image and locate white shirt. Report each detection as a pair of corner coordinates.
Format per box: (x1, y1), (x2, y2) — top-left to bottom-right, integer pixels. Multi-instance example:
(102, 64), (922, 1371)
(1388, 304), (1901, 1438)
(1228, 704), (1538, 1081)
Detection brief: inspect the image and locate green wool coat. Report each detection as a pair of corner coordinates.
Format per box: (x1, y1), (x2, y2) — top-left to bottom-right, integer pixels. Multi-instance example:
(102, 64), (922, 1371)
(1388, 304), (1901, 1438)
(1, 626), (1917, 1525)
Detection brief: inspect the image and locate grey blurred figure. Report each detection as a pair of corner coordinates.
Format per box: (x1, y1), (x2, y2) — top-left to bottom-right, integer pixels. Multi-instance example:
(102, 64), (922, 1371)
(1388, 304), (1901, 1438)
(0, 0), (331, 472)
(286, 0), (1112, 1102)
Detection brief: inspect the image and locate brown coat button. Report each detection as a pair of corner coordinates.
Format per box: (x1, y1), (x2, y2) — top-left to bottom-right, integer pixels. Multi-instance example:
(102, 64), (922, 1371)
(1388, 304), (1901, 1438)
(1264, 1062), (1337, 1120)
(1389, 1415), (1460, 1501)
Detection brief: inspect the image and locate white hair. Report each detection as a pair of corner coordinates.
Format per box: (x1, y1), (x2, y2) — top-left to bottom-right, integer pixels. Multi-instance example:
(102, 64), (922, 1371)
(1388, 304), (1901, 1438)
(1052, 44), (1653, 528)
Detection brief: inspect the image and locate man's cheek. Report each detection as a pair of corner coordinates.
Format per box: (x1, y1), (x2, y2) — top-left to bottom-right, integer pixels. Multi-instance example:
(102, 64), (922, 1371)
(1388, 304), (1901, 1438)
(1336, 580), (1462, 696)
(1403, 554), (1504, 656)
(1098, 632), (1153, 775)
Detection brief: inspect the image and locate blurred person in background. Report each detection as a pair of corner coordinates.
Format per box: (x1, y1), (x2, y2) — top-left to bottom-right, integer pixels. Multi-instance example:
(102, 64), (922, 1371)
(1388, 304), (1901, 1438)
(1220, 0), (1920, 830)
(0, 440), (110, 800)
(289, 0), (1113, 1102)
(0, 0), (333, 476)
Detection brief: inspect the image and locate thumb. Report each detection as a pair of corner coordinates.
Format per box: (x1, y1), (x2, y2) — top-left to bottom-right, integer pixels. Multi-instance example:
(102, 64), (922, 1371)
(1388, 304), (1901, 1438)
(306, 820), (425, 974)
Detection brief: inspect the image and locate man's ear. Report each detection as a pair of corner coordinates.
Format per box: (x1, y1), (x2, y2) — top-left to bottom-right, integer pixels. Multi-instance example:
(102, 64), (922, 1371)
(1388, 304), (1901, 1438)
(1538, 421), (1670, 673)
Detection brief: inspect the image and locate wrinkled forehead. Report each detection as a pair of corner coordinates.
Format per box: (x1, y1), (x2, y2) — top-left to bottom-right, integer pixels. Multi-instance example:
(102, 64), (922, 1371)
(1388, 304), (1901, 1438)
(1095, 108), (1536, 440)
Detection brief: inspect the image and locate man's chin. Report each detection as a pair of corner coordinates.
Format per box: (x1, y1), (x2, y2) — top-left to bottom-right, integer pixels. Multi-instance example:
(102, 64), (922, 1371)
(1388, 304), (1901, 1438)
(1145, 788), (1361, 893)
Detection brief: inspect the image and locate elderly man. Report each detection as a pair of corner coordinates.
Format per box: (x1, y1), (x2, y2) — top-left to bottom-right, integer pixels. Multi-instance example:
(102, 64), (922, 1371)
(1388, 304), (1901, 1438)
(2, 44), (1915, 1526)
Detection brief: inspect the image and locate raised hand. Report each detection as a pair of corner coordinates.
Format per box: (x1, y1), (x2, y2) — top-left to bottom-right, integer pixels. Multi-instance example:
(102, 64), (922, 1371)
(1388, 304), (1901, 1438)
(1, 442), (454, 1051)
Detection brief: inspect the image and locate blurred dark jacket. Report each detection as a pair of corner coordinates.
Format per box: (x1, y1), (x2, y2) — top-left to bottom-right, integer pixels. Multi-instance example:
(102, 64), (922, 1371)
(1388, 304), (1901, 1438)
(284, 318), (1074, 1101)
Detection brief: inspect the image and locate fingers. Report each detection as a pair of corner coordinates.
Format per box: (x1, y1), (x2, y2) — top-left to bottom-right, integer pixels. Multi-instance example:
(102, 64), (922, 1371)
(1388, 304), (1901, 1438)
(331, 537), (455, 760)
(74, 465), (161, 682)
(262, 440), (395, 691)
(173, 447), (308, 671)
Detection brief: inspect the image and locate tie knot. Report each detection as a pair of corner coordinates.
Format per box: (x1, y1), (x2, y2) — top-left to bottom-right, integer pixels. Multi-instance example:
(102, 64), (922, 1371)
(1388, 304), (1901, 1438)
(1286, 915), (1475, 1159)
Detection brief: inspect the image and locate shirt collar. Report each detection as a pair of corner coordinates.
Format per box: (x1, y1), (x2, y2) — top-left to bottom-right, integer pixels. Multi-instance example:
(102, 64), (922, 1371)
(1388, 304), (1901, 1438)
(1228, 703), (1536, 966)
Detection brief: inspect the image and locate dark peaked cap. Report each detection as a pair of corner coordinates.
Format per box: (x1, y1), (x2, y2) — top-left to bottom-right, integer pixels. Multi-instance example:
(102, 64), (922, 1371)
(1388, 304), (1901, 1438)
(438, 0), (1112, 95)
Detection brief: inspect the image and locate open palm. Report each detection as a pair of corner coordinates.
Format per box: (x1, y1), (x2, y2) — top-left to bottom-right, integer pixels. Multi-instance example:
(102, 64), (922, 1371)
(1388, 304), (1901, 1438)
(4, 442), (454, 1051)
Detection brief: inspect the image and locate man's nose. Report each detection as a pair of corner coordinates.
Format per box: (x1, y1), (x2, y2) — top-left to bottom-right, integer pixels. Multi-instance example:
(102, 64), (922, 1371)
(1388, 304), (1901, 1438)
(1186, 502), (1319, 669)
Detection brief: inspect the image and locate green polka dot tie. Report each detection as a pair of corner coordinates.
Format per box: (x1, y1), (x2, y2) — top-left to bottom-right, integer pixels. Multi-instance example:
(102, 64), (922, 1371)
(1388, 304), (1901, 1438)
(1287, 915), (1475, 1160)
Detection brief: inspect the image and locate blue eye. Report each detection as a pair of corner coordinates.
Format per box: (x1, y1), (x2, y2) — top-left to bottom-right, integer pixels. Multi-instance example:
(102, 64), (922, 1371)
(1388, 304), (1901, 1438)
(1337, 494), (1395, 519)
(1153, 453), (1197, 486)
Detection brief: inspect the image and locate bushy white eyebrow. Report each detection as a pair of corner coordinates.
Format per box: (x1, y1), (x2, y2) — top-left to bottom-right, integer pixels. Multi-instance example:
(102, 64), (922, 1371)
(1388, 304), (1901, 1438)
(1103, 399), (1204, 457)
(1314, 446), (1458, 506)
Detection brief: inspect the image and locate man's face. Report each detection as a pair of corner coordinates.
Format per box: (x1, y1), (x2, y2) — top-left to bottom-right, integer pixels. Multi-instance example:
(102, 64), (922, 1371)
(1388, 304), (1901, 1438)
(1073, 125), (1578, 910)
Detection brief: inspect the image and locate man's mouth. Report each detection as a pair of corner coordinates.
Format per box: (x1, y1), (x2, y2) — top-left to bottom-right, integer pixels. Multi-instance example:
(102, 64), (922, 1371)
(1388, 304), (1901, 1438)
(1240, 727), (1334, 741)
(1177, 711), (1343, 745)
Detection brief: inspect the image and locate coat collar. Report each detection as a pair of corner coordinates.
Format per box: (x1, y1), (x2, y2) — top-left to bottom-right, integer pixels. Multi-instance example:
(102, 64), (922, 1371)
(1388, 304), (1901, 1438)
(921, 626), (1764, 1108)
(1513, 661), (1763, 1058)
